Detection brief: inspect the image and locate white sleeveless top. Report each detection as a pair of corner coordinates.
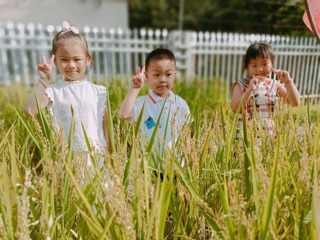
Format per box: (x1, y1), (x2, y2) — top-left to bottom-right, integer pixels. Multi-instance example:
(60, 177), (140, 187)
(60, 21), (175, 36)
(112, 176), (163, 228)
(45, 79), (107, 151)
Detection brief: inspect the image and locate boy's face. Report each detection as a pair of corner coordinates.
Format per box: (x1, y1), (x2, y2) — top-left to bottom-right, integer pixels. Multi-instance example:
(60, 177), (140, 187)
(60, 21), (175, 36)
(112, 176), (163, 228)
(145, 58), (176, 98)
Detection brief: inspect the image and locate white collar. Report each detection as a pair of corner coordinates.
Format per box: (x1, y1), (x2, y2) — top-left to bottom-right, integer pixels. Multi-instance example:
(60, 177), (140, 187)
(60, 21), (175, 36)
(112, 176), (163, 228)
(149, 90), (175, 103)
(63, 79), (88, 85)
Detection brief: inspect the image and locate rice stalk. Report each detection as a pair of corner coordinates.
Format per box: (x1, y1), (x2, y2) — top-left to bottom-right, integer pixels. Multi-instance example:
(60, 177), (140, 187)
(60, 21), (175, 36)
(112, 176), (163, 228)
(260, 134), (280, 240)
(311, 123), (320, 239)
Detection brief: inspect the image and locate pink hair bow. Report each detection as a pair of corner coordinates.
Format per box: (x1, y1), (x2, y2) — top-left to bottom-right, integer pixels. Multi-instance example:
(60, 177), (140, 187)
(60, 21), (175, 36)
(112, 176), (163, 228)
(61, 21), (79, 34)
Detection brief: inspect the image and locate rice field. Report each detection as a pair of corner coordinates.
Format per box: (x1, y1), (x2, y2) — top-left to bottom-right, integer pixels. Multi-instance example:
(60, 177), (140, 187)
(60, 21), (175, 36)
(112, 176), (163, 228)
(0, 78), (319, 239)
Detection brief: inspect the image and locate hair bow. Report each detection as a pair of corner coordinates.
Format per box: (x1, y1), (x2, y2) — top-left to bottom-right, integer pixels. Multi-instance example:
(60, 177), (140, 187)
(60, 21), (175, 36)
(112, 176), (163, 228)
(61, 21), (79, 34)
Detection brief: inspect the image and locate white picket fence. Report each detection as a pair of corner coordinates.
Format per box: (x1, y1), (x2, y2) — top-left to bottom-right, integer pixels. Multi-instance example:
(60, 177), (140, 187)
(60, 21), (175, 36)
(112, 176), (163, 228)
(1, 21), (320, 100)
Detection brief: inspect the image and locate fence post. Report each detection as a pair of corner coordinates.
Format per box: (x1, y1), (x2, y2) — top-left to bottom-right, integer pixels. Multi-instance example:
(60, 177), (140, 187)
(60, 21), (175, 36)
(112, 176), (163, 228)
(168, 30), (195, 82)
(0, 26), (10, 85)
(17, 23), (30, 85)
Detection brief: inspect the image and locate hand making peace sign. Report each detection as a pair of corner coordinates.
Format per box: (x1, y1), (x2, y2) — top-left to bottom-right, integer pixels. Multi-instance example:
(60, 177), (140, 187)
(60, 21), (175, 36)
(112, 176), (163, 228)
(131, 66), (145, 89)
(38, 54), (55, 81)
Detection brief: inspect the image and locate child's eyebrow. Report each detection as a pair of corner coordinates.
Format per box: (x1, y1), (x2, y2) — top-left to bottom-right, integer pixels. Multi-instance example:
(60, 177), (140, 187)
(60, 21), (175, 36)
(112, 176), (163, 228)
(150, 68), (174, 72)
(57, 55), (82, 58)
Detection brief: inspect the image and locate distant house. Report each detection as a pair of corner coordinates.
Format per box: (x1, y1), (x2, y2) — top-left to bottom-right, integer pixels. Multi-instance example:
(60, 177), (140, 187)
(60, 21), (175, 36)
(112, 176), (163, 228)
(0, 0), (128, 29)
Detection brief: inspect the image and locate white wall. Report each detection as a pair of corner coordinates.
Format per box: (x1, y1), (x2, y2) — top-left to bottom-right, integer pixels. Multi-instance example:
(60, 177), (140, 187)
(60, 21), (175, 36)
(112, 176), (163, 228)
(0, 0), (128, 29)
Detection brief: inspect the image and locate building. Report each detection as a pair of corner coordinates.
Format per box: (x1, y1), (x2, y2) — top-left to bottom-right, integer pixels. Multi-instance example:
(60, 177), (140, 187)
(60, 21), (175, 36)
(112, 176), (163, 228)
(0, 0), (128, 29)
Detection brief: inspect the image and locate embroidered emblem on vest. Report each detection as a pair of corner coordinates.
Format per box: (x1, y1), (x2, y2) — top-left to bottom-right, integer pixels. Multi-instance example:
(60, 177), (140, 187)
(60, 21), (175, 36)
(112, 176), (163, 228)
(144, 116), (156, 129)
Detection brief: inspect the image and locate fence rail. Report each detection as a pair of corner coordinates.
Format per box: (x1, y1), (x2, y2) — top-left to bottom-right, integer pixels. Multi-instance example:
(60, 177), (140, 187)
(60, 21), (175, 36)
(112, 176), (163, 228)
(1, 22), (320, 100)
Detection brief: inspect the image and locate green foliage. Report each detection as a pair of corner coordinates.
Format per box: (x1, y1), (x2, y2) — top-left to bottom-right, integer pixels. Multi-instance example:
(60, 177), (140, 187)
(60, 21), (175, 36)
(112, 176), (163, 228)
(0, 79), (320, 239)
(129, 0), (312, 36)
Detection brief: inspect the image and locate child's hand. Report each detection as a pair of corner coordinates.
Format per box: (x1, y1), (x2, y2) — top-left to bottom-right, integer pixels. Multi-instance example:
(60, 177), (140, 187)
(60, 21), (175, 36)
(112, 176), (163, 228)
(248, 75), (259, 92)
(131, 66), (145, 89)
(38, 54), (55, 81)
(272, 68), (292, 84)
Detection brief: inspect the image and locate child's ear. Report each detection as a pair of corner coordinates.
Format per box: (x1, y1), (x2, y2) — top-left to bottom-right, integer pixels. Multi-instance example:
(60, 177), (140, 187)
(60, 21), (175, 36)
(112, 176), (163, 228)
(86, 54), (92, 66)
(144, 71), (148, 79)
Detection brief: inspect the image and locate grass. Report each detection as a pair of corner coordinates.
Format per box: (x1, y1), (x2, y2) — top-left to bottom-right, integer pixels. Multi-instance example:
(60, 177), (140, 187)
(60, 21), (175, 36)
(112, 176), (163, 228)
(0, 78), (319, 239)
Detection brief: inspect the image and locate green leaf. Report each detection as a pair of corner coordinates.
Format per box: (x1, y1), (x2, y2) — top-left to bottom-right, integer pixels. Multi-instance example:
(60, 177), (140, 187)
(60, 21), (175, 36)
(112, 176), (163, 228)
(260, 135), (280, 240)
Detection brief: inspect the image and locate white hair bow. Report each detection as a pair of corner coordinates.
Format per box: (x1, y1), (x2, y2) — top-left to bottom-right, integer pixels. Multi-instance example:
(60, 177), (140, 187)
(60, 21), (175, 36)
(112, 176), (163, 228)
(61, 21), (79, 34)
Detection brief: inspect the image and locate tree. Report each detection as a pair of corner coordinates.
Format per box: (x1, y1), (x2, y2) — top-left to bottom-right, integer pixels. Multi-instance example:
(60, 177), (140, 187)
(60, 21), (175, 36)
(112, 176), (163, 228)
(128, 0), (312, 36)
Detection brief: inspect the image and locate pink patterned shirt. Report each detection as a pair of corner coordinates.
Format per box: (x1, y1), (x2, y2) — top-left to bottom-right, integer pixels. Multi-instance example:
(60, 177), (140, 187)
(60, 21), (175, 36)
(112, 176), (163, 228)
(236, 78), (278, 138)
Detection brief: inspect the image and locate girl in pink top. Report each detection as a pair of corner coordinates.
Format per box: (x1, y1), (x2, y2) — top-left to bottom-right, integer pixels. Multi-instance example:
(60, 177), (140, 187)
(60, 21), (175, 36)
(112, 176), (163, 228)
(230, 42), (300, 139)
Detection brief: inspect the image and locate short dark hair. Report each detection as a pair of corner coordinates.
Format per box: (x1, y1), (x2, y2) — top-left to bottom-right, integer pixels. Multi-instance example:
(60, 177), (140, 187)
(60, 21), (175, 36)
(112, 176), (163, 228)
(244, 42), (275, 69)
(145, 48), (176, 71)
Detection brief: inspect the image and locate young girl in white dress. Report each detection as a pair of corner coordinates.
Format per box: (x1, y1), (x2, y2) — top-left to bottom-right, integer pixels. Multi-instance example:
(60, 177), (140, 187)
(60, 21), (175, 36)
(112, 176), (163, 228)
(24, 21), (108, 153)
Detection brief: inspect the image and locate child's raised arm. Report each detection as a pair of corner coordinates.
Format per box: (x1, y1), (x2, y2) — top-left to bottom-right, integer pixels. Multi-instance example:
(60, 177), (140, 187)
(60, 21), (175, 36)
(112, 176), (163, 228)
(273, 68), (300, 106)
(23, 54), (55, 114)
(118, 66), (145, 121)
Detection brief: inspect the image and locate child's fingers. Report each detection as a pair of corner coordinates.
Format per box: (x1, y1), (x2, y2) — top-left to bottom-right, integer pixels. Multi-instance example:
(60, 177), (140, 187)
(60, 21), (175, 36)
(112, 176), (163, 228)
(40, 53), (54, 73)
(136, 67), (141, 75)
(37, 64), (45, 71)
(38, 63), (51, 73)
(251, 76), (258, 85)
(274, 69), (287, 76)
(132, 66), (145, 87)
(141, 65), (145, 74)
(280, 71), (289, 79)
(49, 55), (55, 65)
(41, 53), (47, 64)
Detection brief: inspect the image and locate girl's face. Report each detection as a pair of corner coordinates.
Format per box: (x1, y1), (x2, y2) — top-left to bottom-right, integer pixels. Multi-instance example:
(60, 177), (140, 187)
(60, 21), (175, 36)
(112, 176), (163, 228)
(145, 58), (176, 98)
(247, 56), (273, 79)
(54, 39), (91, 81)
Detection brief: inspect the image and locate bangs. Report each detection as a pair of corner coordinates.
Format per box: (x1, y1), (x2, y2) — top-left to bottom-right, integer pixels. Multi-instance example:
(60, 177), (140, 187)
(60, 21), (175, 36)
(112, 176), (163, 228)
(256, 48), (271, 60)
(245, 43), (274, 67)
(52, 32), (89, 55)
